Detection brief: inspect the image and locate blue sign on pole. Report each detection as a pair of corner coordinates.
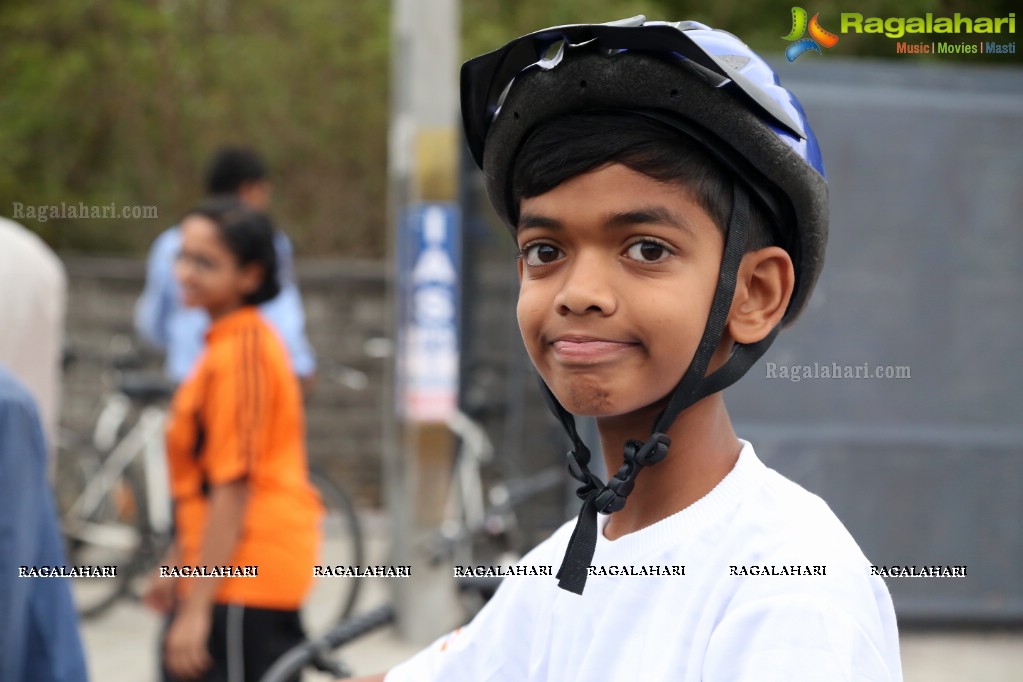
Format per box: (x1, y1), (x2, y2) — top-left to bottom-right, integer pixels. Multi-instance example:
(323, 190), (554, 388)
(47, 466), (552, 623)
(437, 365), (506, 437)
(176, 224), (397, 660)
(396, 202), (461, 421)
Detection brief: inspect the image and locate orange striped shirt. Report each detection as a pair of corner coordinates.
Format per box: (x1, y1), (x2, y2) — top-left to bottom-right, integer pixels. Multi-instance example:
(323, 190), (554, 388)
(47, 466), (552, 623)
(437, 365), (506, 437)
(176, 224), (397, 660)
(165, 306), (321, 609)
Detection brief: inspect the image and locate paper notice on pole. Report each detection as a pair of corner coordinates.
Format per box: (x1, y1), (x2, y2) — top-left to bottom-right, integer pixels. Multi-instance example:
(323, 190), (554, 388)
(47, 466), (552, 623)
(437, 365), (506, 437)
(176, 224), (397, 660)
(398, 203), (461, 422)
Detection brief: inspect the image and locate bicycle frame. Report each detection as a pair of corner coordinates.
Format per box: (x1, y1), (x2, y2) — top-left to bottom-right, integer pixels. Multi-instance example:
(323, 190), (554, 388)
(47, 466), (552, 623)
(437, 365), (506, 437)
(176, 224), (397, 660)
(434, 408), (568, 575)
(139, 406), (172, 534)
(64, 402), (171, 547)
(92, 391), (131, 452)
(438, 411), (494, 558)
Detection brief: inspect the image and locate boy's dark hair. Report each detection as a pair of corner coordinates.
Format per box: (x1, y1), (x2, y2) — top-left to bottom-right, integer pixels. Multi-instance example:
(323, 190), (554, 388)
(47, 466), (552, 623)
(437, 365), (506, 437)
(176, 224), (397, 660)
(184, 198), (280, 306)
(512, 111), (776, 252)
(204, 147), (268, 196)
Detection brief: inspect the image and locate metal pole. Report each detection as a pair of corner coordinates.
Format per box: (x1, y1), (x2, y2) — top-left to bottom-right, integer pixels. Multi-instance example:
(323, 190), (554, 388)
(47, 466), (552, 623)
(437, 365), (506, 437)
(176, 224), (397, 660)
(387, 0), (462, 644)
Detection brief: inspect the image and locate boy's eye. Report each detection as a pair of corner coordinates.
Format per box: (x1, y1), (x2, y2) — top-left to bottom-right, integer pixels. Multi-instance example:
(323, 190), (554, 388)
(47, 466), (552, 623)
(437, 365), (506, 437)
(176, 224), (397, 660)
(522, 243), (564, 266)
(625, 240), (671, 263)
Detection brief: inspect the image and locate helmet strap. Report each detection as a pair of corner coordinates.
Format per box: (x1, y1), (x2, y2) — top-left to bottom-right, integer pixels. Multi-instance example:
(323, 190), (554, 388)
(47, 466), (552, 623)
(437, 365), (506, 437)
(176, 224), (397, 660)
(548, 183), (782, 594)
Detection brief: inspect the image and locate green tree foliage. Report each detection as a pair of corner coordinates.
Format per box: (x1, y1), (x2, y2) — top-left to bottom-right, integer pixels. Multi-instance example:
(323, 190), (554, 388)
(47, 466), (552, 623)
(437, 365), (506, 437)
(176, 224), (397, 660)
(0, 0), (1015, 255)
(1, 0), (390, 255)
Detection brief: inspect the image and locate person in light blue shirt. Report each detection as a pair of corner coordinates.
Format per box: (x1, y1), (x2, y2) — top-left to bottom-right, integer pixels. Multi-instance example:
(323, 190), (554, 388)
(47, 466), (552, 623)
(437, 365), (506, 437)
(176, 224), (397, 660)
(134, 147), (316, 383)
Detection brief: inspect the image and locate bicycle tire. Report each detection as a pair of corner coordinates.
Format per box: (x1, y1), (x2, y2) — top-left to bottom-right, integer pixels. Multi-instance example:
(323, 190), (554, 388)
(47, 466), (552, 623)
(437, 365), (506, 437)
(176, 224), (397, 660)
(58, 454), (153, 620)
(304, 470), (366, 636)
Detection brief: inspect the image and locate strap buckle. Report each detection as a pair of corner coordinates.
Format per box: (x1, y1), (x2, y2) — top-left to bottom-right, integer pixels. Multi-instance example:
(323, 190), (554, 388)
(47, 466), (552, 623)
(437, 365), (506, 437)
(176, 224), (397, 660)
(635, 432), (671, 466)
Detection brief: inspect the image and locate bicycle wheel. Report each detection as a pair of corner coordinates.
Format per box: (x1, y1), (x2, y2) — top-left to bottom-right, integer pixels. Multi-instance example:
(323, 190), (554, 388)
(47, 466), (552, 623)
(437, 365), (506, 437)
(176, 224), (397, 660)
(56, 436), (153, 619)
(303, 470), (365, 636)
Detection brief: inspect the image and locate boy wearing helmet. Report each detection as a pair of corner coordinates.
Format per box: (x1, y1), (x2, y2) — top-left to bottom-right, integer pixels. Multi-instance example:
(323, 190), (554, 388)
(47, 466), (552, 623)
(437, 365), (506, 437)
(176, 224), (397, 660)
(358, 17), (902, 681)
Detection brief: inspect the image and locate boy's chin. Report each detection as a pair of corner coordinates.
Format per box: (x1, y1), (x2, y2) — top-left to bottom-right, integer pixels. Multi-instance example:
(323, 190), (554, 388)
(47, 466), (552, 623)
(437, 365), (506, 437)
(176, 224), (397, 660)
(542, 372), (667, 409)
(553, 392), (650, 421)
(554, 390), (675, 425)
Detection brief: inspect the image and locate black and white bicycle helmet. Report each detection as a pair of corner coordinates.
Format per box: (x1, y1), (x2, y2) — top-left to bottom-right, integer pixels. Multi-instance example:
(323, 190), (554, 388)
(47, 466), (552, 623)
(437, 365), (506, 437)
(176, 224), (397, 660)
(460, 16), (829, 594)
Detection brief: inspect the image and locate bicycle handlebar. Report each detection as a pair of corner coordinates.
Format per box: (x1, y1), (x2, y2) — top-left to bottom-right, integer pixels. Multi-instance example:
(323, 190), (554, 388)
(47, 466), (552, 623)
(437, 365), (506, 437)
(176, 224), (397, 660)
(456, 575), (504, 598)
(259, 604), (396, 682)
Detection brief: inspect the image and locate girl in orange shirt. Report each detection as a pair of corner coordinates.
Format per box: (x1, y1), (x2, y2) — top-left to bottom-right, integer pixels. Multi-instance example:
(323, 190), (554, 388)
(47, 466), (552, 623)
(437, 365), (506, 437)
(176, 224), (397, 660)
(143, 198), (321, 682)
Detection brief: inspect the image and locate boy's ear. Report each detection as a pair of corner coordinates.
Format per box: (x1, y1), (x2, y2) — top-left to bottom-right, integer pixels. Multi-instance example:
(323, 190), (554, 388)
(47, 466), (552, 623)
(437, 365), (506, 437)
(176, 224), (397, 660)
(727, 246), (795, 344)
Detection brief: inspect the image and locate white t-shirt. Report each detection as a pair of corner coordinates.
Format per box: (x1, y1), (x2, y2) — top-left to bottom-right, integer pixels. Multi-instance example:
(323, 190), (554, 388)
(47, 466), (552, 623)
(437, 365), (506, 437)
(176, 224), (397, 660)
(387, 441), (902, 682)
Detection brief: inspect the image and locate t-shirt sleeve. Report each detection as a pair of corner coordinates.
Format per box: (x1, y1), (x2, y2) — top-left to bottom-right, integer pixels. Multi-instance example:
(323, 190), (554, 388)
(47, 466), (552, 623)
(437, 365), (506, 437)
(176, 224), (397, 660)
(702, 590), (902, 682)
(385, 573), (538, 682)
(385, 626), (480, 682)
(201, 330), (272, 485)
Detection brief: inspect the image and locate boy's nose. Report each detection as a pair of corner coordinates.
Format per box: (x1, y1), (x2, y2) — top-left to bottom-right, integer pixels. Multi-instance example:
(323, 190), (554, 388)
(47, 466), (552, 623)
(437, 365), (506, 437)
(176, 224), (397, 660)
(554, 255), (617, 317)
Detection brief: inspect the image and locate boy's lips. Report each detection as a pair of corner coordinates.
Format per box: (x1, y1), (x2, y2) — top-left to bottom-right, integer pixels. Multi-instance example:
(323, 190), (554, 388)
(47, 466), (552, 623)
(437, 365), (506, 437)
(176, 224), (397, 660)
(549, 335), (640, 364)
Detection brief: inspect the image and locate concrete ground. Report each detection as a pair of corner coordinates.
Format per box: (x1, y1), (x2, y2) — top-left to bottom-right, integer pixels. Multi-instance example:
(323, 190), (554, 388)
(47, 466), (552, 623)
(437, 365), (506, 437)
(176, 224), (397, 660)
(76, 512), (1023, 681)
(78, 579), (420, 682)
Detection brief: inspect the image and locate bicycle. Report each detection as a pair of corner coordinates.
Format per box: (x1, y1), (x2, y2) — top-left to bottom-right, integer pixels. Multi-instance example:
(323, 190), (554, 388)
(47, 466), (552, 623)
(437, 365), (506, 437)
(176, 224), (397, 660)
(56, 344), (175, 619)
(432, 407), (566, 614)
(435, 410), (563, 562)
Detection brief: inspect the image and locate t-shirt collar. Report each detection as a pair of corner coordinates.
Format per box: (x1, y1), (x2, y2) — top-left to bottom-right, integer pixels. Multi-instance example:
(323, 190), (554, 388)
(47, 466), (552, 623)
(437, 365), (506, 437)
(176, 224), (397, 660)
(205, 305), (259, 343)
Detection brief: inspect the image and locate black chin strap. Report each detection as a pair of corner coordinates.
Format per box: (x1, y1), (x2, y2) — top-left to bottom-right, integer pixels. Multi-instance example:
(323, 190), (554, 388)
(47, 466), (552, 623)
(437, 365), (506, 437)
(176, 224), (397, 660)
(550, 183), (781, 594)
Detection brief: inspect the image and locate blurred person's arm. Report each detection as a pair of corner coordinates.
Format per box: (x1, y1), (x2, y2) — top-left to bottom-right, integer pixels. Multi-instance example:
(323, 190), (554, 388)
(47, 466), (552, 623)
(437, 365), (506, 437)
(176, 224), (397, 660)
(259, 231), (317, 379)
(0, 371), (44, 680)
(135, 228), (178, 349)
(0, 368), (89, 681)
(347, 675), (386, 682)
(164, 479), (248, 679)
(142, 539), (181, 614)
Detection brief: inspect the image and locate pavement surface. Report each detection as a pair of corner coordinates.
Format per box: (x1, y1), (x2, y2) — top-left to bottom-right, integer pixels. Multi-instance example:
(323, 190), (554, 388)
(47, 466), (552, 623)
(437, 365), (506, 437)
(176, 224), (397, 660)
(75, 512), (1023, 681)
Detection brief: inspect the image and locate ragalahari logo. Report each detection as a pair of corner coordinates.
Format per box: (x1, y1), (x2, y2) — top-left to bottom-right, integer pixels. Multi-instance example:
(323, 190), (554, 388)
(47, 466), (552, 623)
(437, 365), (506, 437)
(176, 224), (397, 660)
(783, 7), (839, 61)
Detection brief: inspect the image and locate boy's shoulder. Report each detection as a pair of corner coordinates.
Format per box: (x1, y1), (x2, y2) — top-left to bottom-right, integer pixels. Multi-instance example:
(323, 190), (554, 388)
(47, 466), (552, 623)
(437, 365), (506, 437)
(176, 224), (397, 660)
(740, 457), (871, 566)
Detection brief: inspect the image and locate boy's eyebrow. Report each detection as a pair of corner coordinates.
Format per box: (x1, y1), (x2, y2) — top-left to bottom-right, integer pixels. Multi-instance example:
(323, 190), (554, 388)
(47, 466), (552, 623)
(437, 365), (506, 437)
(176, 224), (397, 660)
(518, 206), (696, 236)
(518, 213), (563, 231)
(606, 206), (695, 236)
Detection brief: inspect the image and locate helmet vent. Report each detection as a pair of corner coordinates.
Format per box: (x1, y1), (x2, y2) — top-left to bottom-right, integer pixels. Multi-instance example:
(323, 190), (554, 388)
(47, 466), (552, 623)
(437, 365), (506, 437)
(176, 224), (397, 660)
(718, 54), (751, 71)
(542, 40), (566, 62)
